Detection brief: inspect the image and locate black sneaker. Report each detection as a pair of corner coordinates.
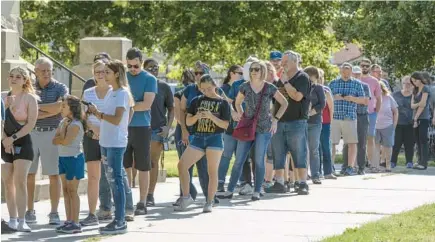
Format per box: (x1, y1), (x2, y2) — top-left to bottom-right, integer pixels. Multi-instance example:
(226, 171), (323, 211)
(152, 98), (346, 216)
(265, 182), (287, 193)
(357, 169), (365, 175)
(99, 220), (127, 235)
(298, 182), (309, 195)
(58, 222), (82, 234)
(1, 219), (17, 234)
(312, 178), (322, 185)
(217, 183), (225, 193)
(134, 202), (147, 215)
(293, 181), (301, 193)
(216, 192), (233, 199)
(80, 213), (99, 226)
(146, 194), (155, 207)
(214, 196), (220, 204)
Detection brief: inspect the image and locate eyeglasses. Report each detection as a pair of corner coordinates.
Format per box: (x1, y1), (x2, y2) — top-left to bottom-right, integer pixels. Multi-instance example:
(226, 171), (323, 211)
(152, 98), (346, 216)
(127, 64), (141, 69)
(233, 71), (243, 75)
(146, 66), (159, 72)
(195, 72), (204, 76)
(250, 68), (261, 73)
(360, 64), (370, 68)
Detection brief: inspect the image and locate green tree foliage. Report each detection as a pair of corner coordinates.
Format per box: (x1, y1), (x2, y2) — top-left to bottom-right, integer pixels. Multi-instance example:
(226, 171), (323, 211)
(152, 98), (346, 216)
(333, 1), (435, 75)
(21, 1), (341, 79)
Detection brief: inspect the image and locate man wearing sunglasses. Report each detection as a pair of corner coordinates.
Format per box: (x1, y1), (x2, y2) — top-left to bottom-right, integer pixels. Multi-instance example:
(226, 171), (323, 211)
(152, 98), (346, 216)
(81, 52), (111, 97)
(143, 58), (174, 206)
(359, 58), (382, 171)
(124, 48), (158, 216)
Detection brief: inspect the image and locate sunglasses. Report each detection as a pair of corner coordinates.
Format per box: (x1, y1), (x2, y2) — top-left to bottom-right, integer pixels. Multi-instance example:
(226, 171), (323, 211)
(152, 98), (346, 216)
(360, 64), (370, 68)
(250, 68), (261, 73)
(146, 66), (159, 72)
(127, 64), (141, 69)
(195, 72), (204, 76)
(233, 71), (243, 75)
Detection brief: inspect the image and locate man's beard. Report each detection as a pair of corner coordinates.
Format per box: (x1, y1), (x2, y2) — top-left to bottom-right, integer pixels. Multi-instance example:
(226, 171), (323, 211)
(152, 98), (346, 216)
(362, 70), (369, 75)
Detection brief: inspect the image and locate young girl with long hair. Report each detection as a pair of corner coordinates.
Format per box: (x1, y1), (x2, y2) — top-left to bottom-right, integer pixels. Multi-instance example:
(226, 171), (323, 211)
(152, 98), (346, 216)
(53, 95), (85, 233)
(1, 67), (38, 232)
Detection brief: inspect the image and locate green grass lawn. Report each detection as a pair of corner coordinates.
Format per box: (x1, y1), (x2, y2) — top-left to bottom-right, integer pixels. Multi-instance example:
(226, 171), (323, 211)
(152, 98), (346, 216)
(322, 203), (435, 242)
(162, 150), (434, 178)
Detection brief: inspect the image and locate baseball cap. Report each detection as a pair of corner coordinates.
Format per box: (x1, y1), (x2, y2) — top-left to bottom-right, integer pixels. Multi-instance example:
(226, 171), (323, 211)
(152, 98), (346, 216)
(270, 51), (282, 60)
(341, 62), (353, 69)
(352, 66), (362, 74)
(93, 52), (111, 62)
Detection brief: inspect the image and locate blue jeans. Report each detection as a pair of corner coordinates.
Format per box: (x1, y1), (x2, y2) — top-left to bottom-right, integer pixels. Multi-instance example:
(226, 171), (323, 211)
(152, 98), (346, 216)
(218, 133), (238, 184)
(272, 120), (308, 170)
(100, 147), (133, 223)
(319, 123), (333, 176)
(99, 156), (134, 212)
(308, 123), (322, 179)
(174, 124), (198, 199)
(228, 132), (272, 193)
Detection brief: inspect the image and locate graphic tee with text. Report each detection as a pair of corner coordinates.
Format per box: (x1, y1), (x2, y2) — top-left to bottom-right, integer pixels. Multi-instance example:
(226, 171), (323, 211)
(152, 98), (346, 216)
(187, 95), (231, 134)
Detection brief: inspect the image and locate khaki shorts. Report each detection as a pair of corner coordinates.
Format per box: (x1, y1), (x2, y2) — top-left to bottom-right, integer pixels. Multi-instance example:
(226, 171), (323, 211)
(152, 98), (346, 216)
(331, 119), (358, 144)
(29, 130), (60, 176)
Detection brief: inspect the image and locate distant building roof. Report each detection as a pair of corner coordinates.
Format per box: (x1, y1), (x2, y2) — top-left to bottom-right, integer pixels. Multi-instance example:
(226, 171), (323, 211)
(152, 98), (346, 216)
(331, 43), (363, 65)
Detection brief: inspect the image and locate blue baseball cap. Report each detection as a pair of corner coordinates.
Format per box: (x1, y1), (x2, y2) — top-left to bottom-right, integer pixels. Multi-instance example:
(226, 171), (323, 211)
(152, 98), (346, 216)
(270, 51), (282, 60)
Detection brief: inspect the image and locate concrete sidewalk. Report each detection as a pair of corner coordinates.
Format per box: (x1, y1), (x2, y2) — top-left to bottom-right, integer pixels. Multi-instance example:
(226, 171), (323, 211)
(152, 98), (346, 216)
(2, 166), (435, 242)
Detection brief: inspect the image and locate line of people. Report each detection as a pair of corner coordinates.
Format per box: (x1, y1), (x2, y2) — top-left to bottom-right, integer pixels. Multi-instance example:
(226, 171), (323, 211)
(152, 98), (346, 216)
(1, 48), (432, 236)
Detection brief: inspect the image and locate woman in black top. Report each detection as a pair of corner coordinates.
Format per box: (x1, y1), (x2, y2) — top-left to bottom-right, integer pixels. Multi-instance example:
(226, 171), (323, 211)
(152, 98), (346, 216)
(175, 75), (230, 213)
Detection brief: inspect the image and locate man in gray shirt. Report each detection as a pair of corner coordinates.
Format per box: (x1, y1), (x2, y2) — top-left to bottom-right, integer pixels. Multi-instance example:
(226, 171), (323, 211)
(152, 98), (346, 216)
(27, 57), (68, 225)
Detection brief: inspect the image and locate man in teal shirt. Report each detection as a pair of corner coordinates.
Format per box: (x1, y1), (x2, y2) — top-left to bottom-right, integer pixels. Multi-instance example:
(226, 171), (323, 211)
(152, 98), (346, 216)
(124, 48), (158, 216)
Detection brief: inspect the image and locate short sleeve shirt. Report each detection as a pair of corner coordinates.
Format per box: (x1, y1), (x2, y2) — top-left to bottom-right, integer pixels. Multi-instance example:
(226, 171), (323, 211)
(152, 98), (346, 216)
(360, 75), (381, 113)
(274, 71), (311, 122)
(329, 78), (365, 121)
(239, 82), (277, 133)
(413, 85), (431, 120)
(151, 80), (174, 130)
(376, 95), (398, 129)
(35, 79), (69, 128)
(393, 91), (413, 125)
(128, 71), (158, 127)
(356, 80), (372, 115)
(99, 88), (131, 148)
(187, 95), (230, 134)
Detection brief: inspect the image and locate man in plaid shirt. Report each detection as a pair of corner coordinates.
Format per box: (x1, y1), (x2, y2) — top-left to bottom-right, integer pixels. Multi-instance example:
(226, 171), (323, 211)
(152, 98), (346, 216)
(329, 63), (366, 175)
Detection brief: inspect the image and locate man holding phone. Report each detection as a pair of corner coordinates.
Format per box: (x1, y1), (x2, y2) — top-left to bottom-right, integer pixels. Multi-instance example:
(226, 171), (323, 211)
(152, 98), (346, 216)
(329, 63), (366, 176)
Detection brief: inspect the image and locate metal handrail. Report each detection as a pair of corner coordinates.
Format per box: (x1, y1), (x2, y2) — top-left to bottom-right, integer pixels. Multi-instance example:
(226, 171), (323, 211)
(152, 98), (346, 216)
(1, 24), (86, 84)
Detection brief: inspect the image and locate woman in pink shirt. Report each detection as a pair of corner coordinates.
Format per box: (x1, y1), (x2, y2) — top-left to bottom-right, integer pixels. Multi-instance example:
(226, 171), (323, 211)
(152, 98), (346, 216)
(375, 82), (398, 172)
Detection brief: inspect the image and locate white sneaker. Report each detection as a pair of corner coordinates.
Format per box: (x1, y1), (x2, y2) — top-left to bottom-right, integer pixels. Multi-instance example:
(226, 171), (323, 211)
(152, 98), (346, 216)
(239, 183), (253, 195)
(174, 196), (194, 212)
(8, 218), (17, 230)
(17, 221), (31, 232)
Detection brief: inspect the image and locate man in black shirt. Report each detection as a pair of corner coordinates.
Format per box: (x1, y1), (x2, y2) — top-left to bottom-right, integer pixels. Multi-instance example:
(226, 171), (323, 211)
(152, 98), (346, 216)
(144, 59), (175, 206)
(267, 50), (311, 195)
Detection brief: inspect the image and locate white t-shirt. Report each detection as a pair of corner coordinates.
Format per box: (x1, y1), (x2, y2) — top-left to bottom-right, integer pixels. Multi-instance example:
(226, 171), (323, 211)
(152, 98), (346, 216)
(83, 86), (112, 127)
(99, 88), (131, 148)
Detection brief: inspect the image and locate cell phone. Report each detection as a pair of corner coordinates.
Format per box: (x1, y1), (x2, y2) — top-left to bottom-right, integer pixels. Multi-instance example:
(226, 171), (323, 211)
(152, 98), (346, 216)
(14, 146), (21, 155)
(81, 100), (92, 106)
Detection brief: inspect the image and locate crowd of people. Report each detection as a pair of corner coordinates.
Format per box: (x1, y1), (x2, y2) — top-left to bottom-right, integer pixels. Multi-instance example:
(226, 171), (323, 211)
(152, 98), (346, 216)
(1, 48), (433, 235)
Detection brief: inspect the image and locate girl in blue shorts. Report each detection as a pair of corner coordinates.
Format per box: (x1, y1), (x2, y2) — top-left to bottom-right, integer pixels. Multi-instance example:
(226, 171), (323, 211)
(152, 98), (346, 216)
(53, 95), (85, 234)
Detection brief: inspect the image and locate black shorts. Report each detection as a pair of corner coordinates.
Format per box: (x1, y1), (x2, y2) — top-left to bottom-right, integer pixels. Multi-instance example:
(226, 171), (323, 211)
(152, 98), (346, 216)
(83, 135), (101, 162)
(1, 134), (34, 163)
(124, 126), (151, 171)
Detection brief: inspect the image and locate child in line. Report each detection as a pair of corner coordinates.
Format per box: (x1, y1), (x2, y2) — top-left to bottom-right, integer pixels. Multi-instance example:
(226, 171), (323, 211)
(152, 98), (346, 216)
(52, 95), (85, 234)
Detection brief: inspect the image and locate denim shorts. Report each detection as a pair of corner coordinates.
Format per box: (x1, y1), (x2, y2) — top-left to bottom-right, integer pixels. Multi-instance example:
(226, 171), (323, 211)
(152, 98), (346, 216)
(151, 128), (164, 143)
(190, 133), (224, 152)
(59, 153), (85, 180)
(368, 112), (378, 137)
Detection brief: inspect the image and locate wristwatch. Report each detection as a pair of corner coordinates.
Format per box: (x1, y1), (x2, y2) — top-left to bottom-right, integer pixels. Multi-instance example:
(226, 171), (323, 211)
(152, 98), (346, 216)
(11, 134), (18, 140)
